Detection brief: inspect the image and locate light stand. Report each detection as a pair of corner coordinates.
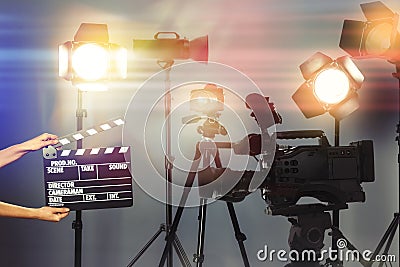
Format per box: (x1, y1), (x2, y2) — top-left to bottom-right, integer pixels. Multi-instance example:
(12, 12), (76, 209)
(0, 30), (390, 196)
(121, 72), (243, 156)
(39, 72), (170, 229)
(292, 52), (365, 267)
(363, 63), (400, 266)
(327, 64), (400, 267)
(59, 23), (127, 267)
(396, 63), (400, 260)
(127, 32), (207, 266)
(73, 89), (87, 267)
(163, 60), (174, 267)
(160, 59), (191, 267)
(330, 118), (342, 267)
(126, 60), (191, 267)
(374, 63), (400, 265)
(339, 2), (400, 260)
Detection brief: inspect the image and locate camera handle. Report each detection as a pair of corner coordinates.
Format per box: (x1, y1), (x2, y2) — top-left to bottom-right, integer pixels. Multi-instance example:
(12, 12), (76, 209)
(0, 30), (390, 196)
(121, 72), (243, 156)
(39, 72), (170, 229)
(275, 130), (330, 147)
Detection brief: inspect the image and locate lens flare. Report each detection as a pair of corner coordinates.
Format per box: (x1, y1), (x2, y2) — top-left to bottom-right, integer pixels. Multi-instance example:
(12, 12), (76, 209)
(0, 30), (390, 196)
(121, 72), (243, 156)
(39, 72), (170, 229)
(115, 47), (128, 79)
(314, 68), (350, 105)
(58, 45), (69, 78)
(72, 44), (109, 81)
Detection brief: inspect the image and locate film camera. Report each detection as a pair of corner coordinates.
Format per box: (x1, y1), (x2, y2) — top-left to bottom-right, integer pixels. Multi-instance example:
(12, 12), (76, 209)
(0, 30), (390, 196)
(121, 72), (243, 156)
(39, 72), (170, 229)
(196, 93), (375, 215)
(182, 89), (376, 266)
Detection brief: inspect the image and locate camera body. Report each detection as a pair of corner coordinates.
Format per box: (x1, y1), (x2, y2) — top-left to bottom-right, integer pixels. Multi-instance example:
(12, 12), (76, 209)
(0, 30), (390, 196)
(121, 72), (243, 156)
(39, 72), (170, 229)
(195, 93), (375, 214)
(198, 132), (374, 214)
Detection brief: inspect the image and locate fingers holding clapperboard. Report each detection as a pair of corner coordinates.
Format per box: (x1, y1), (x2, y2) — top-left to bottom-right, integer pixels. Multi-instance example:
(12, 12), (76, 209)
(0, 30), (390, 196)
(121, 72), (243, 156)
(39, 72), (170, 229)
(42, 117), (133, 211)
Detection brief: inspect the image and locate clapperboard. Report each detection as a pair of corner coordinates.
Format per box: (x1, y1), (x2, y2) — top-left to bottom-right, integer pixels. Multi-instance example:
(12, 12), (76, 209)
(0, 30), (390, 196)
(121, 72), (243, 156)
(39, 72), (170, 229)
(42, 117), (133, 210)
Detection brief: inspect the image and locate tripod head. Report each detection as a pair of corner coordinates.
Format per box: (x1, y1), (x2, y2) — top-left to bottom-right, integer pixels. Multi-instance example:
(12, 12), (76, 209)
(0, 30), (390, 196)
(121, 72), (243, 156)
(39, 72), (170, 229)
(281, 203), (348, 267)
(182, 115), (227, 140)
(197, 118), (227, 139)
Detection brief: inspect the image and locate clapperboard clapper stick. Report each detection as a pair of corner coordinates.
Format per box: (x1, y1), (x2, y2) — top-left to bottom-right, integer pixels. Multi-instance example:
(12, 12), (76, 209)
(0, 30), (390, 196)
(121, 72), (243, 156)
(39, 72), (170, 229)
(42, 117), (133, 211)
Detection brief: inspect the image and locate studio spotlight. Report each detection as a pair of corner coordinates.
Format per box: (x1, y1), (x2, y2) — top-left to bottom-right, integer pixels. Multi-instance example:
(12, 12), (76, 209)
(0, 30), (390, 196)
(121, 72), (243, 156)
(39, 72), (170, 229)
(292, 52), (364, 120)
(190, 84), (224, 115)
(59, 23), (127, 91)
(58, 23), (127, 267)
(133, 32), (208, 62)
(339, 1), (400, 60)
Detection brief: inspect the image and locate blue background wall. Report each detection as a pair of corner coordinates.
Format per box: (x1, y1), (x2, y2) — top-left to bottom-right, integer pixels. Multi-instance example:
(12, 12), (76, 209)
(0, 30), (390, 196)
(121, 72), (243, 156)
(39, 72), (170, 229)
(0, 0), (399, 266)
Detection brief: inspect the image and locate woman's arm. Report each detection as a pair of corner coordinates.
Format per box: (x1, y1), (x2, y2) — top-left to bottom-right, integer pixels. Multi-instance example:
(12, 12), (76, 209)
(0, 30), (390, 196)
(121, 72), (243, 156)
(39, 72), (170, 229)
(0, 133), (69, 222)
(0, 133), (58, 168)
(0, 202), (69, 222)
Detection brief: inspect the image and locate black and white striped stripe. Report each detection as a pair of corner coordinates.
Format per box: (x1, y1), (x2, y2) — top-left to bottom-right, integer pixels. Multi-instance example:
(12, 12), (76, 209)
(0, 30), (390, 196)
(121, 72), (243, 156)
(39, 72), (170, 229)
(59, 147), (129, 157)
(54, 117), (124, 149)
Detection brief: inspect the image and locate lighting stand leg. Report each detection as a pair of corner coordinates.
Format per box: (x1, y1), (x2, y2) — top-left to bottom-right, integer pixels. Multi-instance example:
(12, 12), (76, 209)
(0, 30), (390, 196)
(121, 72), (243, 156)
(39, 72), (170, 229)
(74, 89), (86, 267)
(363, 212), (399, 267)
(226, 202), (250, 267)
(73, 211), (83, 267)
(376, 213), (399, 267)
(193, 199), (207, 266)
(329, 213), (399, 267)
(127, 224), (165, 267)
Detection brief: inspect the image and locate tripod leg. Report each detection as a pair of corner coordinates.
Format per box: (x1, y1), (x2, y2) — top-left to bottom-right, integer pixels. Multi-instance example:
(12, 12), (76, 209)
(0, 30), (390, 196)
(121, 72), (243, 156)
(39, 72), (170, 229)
(377, 213), (399, 267)
(368, 213), (399, 267)
(159, 179), (196, 266)
(226, 202), (250, 267)
(172, 235), (192, 267)
(127, 225), (165, 267)
(159, 193), (192, 266)
(159, 147), (202, 267)
(194, 199), (208, 267)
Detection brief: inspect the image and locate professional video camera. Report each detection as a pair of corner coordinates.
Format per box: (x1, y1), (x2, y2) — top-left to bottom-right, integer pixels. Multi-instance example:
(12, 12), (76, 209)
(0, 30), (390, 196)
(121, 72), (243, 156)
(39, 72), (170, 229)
(196, 93), (375, 215)
(177, 88), (376, 267)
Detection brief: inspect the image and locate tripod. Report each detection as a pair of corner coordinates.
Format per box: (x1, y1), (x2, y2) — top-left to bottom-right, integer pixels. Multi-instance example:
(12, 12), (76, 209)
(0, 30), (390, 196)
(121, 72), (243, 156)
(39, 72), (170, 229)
(126, 60), (190, 267)
(159, 139), (250, 267)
